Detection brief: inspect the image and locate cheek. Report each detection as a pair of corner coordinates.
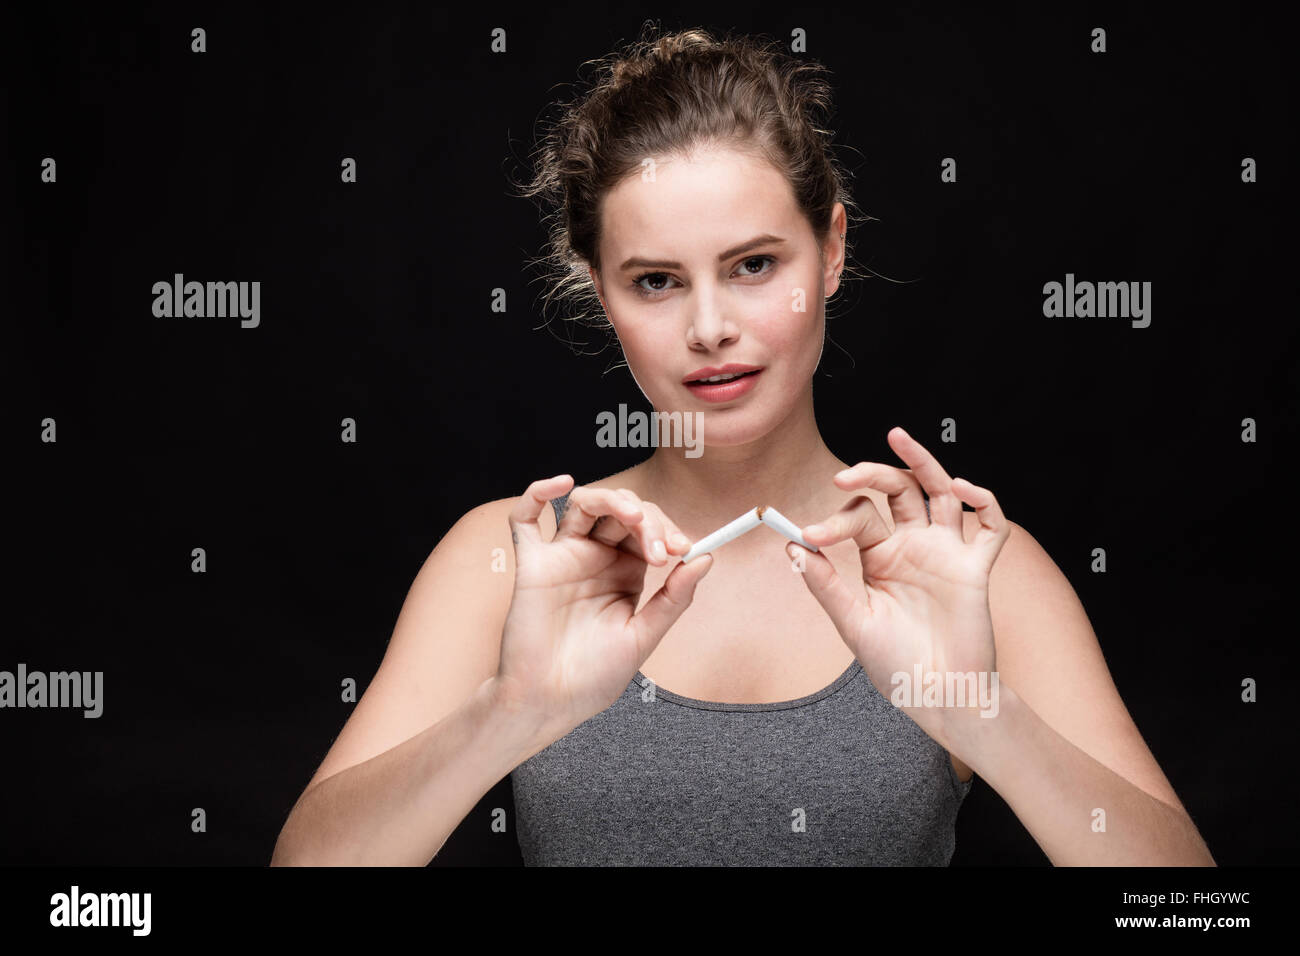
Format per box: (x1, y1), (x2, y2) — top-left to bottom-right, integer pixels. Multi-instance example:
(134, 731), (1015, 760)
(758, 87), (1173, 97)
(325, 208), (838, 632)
(616, 322), (672, 368)
(752, 282), (824, 357)
(609, 321), (678, 396)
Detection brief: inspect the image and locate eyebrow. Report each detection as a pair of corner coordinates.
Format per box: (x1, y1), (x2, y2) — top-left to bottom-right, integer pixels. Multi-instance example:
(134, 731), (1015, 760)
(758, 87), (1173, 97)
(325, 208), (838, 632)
(617, 234), (787, 271)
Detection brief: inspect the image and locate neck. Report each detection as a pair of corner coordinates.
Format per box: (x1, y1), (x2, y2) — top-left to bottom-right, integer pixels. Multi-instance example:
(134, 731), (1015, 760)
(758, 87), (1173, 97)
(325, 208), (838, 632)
(639, 388), (850, 541)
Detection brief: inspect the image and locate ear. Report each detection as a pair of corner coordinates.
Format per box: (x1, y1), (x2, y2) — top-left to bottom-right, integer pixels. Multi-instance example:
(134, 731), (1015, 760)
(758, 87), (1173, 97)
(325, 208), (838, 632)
(823, 202), (847, 298)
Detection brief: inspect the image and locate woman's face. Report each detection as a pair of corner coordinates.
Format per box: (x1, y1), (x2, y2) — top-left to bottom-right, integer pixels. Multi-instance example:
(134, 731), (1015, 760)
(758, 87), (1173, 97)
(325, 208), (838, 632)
(590, 142), (843, 447)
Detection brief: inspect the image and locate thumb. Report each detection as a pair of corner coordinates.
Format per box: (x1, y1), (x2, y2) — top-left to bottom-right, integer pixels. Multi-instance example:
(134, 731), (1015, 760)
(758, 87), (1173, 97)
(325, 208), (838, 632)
(628, 553), (713, 655)
(788, 543), (870, 645)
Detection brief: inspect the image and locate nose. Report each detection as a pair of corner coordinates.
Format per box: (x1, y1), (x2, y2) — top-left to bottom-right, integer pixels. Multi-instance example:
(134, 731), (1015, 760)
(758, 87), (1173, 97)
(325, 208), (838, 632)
(686, 287), (739, 350)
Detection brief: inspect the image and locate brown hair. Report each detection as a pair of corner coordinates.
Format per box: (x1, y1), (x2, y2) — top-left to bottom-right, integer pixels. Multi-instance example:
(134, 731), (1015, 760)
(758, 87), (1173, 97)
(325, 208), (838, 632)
(512, 21), (866, 352)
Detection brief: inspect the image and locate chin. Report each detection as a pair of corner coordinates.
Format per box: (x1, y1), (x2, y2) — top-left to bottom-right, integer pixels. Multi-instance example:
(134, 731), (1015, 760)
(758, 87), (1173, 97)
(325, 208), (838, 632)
(683, 408), (784, 448)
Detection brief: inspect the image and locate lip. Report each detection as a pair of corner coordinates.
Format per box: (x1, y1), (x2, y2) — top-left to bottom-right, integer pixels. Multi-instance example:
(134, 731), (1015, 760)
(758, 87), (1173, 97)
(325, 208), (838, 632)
(683, 367), (763, 403)
(682, 363), (764, 384)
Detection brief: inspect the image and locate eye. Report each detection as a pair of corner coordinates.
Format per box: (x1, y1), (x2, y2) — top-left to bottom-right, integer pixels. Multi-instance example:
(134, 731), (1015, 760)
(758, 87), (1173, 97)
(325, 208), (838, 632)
(734, 255), (776, 278)
(630, 255), (778, 299)
(631, 271), (679, 298)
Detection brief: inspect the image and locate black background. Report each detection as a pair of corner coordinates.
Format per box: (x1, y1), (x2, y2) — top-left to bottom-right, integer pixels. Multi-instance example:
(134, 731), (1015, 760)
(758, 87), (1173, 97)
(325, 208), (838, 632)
(7, 2), (1296, 866)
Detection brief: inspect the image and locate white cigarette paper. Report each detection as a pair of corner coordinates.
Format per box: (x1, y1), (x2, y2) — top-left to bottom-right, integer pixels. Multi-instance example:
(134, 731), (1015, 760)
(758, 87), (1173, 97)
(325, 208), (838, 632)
(760, 506), (819, 552)
(681, 507), (763, 563)
(679, 504), (820, 563)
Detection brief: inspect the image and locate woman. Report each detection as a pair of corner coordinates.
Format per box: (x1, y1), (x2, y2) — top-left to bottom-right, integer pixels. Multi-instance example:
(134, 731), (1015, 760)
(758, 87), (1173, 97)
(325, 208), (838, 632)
(271, 26), (1214, 866)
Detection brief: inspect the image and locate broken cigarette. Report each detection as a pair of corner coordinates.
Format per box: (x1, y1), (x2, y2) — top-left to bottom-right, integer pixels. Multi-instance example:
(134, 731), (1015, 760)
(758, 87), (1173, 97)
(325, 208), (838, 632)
(679, 504), (820, 563)
(760, 506), (819, 553)
(681, 507), (763, 563)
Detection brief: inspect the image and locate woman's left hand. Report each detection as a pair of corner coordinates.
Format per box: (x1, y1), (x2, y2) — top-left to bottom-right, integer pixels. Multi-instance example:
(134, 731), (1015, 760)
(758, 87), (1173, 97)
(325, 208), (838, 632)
(791, 426), (1011, 746)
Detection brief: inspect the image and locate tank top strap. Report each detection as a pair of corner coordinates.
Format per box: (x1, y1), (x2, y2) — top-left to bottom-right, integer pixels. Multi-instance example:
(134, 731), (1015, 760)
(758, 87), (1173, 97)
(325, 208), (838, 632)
(550, 490), (572, 525)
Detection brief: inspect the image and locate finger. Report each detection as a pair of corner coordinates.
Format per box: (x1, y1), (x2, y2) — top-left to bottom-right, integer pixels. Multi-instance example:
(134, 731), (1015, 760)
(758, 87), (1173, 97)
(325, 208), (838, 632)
(608, 488), (670, 566)
(555, 486), (647, 551)
(555, 487), (674, 566)
(508, 475), (576, 547)
(800, 495), (892, 556)
(638, 501), (693, 556)
(833, 461), (928, 530)
(886, 426), (963, 533)
(627, 554), (713, 658)
(951, 477), (1011, 562)
(786, 544), (875, 653)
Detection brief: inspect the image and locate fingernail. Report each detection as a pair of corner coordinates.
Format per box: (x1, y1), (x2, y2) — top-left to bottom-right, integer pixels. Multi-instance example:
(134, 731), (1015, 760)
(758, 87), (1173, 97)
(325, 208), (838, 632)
(786, 543), (799, 559)
(652, 539), (667, 561)
(670, 532), (690, 551)
(833, 469), (851, 480)
(804, 524), (825, 538)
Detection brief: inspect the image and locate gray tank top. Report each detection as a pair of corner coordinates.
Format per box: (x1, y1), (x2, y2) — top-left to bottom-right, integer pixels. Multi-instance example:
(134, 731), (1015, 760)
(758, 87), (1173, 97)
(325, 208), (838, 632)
(509, 492), (973, 865)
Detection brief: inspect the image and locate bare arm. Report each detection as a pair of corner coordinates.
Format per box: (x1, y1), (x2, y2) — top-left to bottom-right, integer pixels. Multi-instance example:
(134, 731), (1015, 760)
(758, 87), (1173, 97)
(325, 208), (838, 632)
(271, 673), (552, 866)
(943, 681), (1215, 866)
(271, 479), (708, 866)
(270, 498), (535, 866)
(943, 516), (1215, 865)
(796, 429), (1213, 865)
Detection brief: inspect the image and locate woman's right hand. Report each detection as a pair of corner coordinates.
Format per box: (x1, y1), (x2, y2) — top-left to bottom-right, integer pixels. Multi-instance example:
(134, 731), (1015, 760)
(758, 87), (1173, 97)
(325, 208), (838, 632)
(493, 474), (713, 742)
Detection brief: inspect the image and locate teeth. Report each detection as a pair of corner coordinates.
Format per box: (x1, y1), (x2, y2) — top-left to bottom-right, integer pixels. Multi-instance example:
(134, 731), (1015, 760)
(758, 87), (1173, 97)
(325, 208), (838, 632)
(698, 371), (746, 383)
